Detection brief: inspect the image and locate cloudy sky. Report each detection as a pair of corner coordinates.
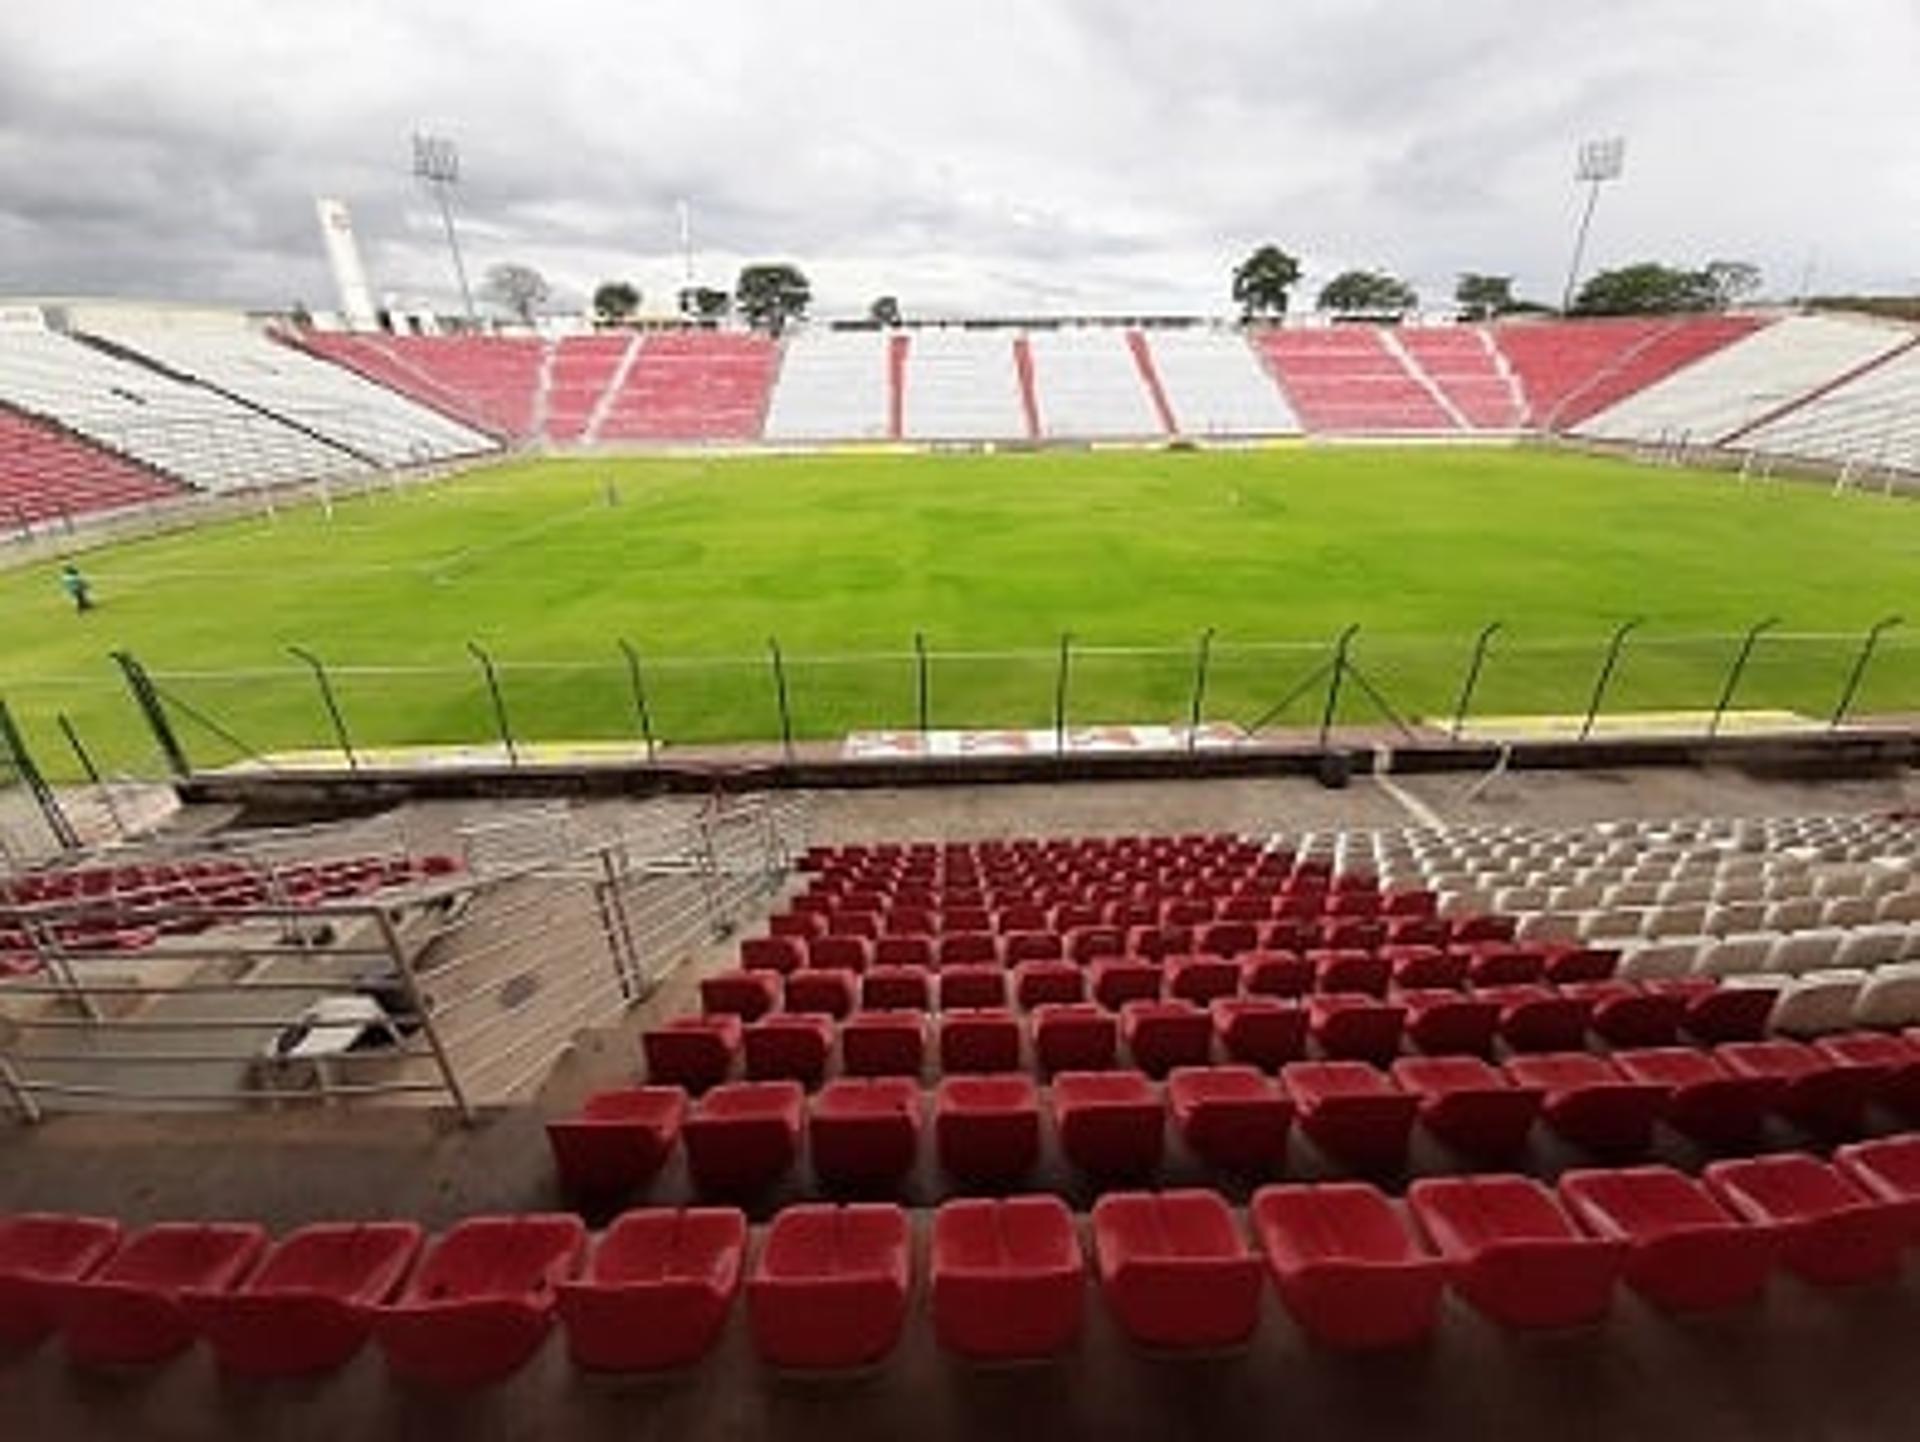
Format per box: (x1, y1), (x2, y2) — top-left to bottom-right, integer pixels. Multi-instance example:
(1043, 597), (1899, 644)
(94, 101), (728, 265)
(1, 0), (1915, 319)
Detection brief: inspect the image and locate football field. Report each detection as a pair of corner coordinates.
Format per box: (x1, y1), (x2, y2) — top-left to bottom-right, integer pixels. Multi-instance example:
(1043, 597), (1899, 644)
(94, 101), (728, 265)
(2, 445), (1916, 775)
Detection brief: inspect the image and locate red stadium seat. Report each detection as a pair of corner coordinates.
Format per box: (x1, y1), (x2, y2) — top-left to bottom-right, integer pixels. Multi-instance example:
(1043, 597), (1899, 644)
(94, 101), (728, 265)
(809, 1078), (922, 1189)
(1090, 958), (1162, 1010)
(1053, 1071), (1165, 1178)
(1543, 946), (1619, 984)
(861, 964), (932, 1011)
(784, 970), (858, 1020)
(1717, 1039), (1879, 1137)
(1167, 955), (1242, 1005)
(742, 936), (804, 973)
(1131, 923), (1195, 960)
(555, 1208), (746, 1372)
(1013, 959), (1086, 1009)
(1307, 993), (1406, 1064)
(935, 1075), (1042, 1184)
(1284, 1061), (1419, 1172)
(1252, 1183), (1446, 1349)
(1705, 1154), (1906, 1286)
(1391, 1056), (1542, 1161)
(1387, 945), (1467, 990)
(1067, 926), (1127, 963)
(873, 935), (935, 969)
(1033, 1002), (1119, 1073)
(840, 1010), (927, 1077)
(1819, 1033), (1920, 1119)
(1397, 988), (1500, 1056)
(931, 1196), (1085, 1362)
(375, 1215), (586, 1387)
(939, 932), (1002, 969)
(1558, 1166), (1774, 1314)
(1560, 980), (1684, 1047)
(743, 1013), (835, 1086)
(938, 1008), (1024, 1074)
(545, 1087), (687, 1198)
(683, 1082), (805, 1196)
(827, 910), (880, 940)
(1199, 920), (1261, 958)
(1409, 1175), (1623, 1329)
(0, 1214), (121, 1349)
(1210, 996), (1308, 1070)
(1835, 1135), (1920, 1240)
(1241, 950), (1313, 998)
(1467, 944), (1547, 988)
(1478, 983), (1592, 1053)
(642, 1016), (741, 1091)
(182, 1222), (423, 1376)
(1168, 1065), (1294, 1172)
(806, 935), (872, 973)
(1504, 1053), (1664, 1155)
(938, 965), (1009, 1011)
(748, 1204), (910, 1370)
(1643, 978), (1777, 1043)
(1311, 949), (1389, 996)
(1609, 1048), (1772, 1149)
(59, 1222), (267, 1366)
(701, 970), (781, 1022)
(1092, 1190), (1261, 1350)
(1003, 930), (1064, 963)
(1121, 999), (1214, 1078)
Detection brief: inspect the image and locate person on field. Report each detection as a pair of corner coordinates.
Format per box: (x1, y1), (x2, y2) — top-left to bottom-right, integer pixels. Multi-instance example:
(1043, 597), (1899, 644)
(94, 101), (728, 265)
(59, 563), (94, 614)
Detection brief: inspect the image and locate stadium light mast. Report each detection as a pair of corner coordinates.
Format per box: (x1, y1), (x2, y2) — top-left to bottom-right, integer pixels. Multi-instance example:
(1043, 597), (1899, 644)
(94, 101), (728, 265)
(413, 132), (478, 326)
(1560, 137), (1626, 313)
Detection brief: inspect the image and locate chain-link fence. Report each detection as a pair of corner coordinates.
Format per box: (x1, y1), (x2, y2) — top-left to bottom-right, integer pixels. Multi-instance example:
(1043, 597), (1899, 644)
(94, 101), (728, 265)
(2, 618), (1913, 785)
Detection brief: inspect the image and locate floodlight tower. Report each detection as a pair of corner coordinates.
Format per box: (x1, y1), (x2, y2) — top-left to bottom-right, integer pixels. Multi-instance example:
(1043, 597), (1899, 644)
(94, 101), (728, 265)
(1560, 137), (1626, 312)
(413, 132), (477, 325)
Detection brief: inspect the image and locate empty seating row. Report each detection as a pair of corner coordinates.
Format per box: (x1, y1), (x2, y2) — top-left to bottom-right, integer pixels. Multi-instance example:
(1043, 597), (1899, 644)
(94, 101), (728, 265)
(573, 1029), (1910, 1198)
(0, 405), (182, 526)
(14, 1137), (1920, 1383)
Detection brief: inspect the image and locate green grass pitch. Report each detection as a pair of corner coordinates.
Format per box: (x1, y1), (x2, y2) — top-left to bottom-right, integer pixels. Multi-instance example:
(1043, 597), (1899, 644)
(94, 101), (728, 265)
(3, 445), (1916, 776)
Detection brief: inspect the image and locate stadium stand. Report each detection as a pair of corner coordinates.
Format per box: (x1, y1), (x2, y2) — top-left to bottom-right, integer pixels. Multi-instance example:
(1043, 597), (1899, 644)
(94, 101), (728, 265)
(594, 331), (777, 442)
(899, 329), (1029, 441)
(1576, 313), (1906, 445)
(77, 315), (497, 467)
(0, 326), (359, 490)
(297, 332), (521, 438)
(1520, 315), (1766, 429)
(1396, 327), (1526, 428)
(0, 404), (182, 525)
(1141, 328), (1300, 436)
(761, 328), (894, 441)
(543, 334), (634, 443)
(1254, 327), (1456, 432)
(1025, 327), (1165, 439)
(1733, 335), (1920, 474)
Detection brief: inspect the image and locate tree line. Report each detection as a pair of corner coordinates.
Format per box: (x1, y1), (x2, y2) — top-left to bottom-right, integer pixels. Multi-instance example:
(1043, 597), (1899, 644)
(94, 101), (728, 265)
(1232, 245), (1763, 320)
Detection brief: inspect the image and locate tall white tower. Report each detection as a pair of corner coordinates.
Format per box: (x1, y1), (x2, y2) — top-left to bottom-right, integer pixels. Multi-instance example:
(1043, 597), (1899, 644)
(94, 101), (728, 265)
(314, 197), (379, 331)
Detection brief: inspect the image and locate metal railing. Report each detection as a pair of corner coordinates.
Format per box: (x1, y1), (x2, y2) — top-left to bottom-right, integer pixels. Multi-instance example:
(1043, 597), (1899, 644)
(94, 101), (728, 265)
(0, 791), (808, 1121)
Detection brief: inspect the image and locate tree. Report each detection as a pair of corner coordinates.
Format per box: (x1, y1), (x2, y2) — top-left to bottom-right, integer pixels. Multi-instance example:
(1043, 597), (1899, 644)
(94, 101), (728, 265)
(678, 286), (731, 323)
(735, 263), (812, 334)
(1232, 245), (1302, 319)
(1570, 261), (1761, 316)
(593, 280), (641, 323)
(481, 262), (550, 324)
(1317, 269), (1418, 315)
(1455, 273), (1516, 321)
(869, 295), (902, 327)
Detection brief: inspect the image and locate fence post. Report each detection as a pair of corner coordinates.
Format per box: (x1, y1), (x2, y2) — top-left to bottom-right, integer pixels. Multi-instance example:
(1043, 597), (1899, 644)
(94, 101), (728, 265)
(1449, 622), (1502, 743)
(1707, 617), (1780, 738)
(1830, 615), (1903, 729)
(0, 699), (80, 851)
(464, 641), (518, 767)
(768, 637), (795, 764)
(110, 650), (191, 779)
(286, 645), (357, 770)
(1317, 625), (1359, 749)
(1053, 632), (1073, 757)
(1186, 628), (1214, 753)
(618, 639), (657, 761)
(373, 908), (473, 1124)
(914, 631), (930, 739)
(1579, 618), (1643, 741)
(55, 712), (125, 839)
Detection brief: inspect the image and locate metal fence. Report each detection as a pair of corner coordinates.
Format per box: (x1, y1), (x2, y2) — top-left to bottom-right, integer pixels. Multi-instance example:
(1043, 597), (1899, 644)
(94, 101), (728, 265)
(2, 617), (1912, 786)
(0, 791), (808, 1121)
